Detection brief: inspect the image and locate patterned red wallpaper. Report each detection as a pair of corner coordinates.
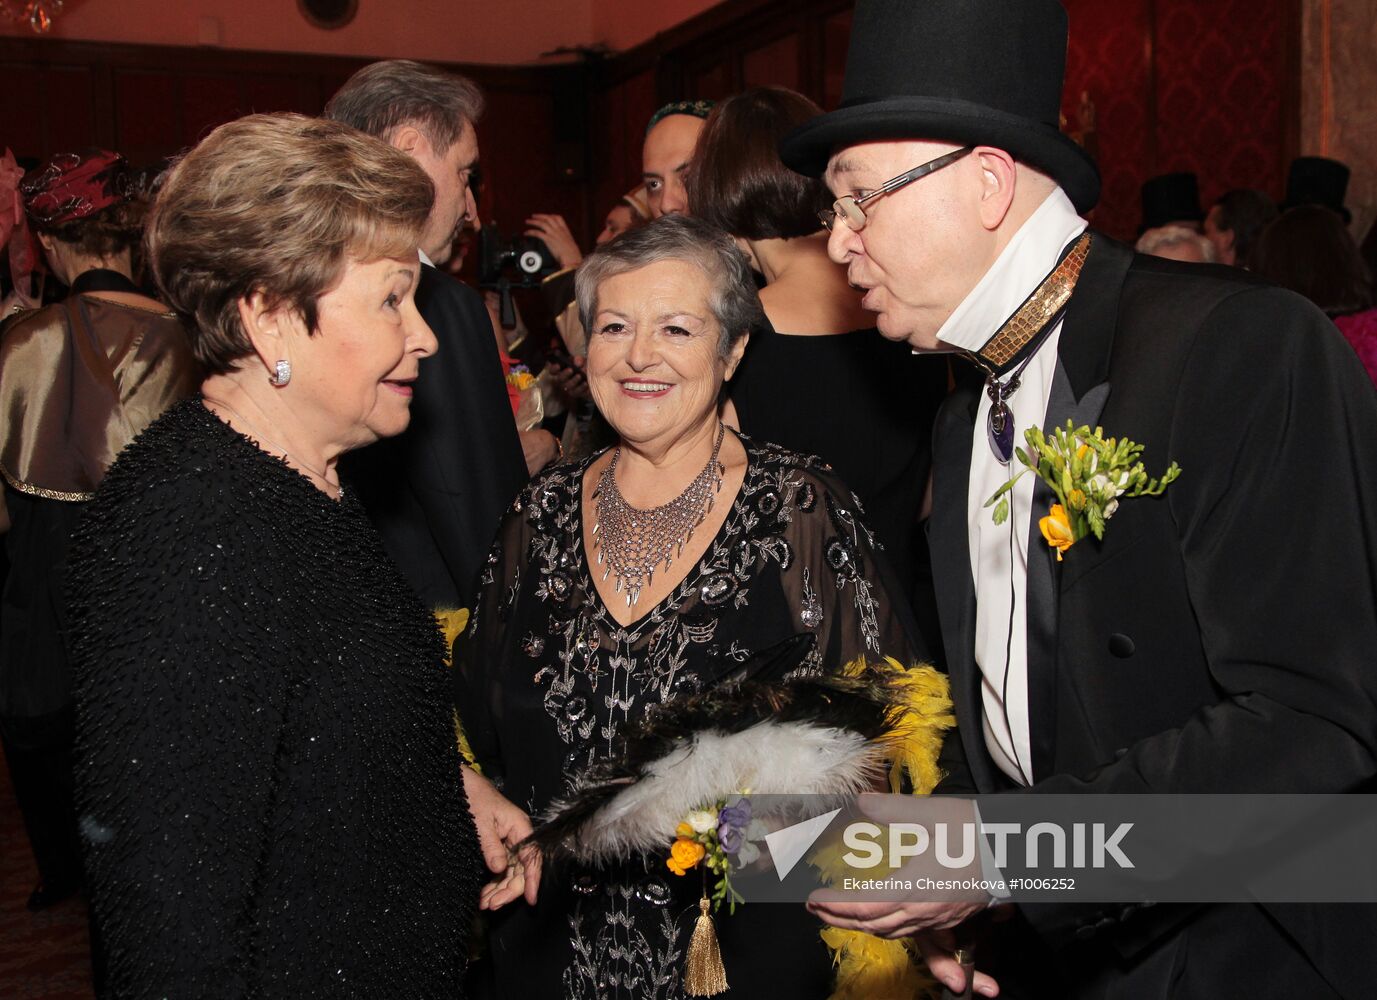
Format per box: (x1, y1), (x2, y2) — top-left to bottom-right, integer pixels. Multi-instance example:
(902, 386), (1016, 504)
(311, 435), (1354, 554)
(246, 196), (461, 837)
(1064, 0), (1289, 241)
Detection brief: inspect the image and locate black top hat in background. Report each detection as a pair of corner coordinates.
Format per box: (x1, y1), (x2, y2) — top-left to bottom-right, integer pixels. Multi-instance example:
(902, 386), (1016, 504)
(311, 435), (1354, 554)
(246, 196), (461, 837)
(1282, 156), (1351, 223)
(1139, 172), (1203, 233)
(778, 0), (1101, 212)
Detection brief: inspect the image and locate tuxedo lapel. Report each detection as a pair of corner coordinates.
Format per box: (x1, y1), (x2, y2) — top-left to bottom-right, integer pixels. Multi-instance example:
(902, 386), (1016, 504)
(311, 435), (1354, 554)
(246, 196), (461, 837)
(1057, 232), (1133, 403)
(1025, 365), (1111, 779)
(929, 385), (1001, 790)
(1022, 235), (1131, 779)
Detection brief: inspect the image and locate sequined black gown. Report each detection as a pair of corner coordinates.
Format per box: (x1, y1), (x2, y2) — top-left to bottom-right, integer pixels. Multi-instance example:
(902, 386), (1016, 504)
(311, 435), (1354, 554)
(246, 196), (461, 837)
(65, 398), (483, 998)
(455, 435), (925, 999)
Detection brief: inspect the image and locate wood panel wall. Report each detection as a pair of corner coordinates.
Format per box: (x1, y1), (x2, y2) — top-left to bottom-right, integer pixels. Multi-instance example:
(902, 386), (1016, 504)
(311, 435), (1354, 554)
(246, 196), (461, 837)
(0, 38), (589, 249)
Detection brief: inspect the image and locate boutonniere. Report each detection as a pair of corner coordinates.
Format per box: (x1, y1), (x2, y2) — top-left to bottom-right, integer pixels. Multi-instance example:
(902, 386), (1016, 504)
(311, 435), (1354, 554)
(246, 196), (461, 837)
(984, 421), (1181, 560)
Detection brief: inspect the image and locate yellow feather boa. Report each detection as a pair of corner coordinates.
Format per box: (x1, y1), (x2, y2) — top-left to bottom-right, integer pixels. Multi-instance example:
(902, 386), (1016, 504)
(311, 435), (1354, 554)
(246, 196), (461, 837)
(435, 607), (481, 773)
(819, 657), (955, 1000)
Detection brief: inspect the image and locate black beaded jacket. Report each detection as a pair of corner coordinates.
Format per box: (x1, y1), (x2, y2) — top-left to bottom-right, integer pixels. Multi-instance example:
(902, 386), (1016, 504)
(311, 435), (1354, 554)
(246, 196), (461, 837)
(66, 398), (482, 998)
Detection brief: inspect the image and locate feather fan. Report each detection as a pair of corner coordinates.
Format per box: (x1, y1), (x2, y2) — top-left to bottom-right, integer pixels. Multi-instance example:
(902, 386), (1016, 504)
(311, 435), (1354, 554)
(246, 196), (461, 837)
(531, 664), (908, 864)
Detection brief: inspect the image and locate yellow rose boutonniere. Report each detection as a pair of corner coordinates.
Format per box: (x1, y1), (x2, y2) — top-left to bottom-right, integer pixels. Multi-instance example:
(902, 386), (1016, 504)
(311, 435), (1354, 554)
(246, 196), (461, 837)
(986, 420), (1181, 560)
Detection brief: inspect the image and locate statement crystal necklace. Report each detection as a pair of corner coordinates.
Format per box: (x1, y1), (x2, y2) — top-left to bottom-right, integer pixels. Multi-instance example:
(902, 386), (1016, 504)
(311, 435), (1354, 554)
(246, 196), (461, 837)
(592, 423), (726, 608)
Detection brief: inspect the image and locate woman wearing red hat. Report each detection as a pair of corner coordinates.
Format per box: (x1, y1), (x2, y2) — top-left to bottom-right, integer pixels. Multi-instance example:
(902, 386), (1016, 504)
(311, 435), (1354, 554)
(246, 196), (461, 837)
(0, 150), (198, 920)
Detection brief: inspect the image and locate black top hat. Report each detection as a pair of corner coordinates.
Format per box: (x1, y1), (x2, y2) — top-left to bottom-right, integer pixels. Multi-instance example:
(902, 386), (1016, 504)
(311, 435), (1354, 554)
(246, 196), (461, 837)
(1139, 172), (1203, 233)
(778, 0), (1100, 212)
(1282, 156), (1351, 223)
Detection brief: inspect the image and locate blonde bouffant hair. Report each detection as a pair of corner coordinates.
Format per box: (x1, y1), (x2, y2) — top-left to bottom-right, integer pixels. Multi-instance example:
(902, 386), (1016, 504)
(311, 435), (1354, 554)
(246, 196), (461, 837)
(147, 112), (434, 375)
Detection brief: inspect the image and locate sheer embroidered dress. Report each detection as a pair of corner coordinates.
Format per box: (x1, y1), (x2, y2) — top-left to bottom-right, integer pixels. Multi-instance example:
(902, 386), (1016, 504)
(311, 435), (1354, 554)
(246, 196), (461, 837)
(456, 434), (923, 999)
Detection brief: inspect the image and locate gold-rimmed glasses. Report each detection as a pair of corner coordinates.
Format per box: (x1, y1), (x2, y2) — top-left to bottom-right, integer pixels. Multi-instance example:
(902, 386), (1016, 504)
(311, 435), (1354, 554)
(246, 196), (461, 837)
(820, 146), (975, 232)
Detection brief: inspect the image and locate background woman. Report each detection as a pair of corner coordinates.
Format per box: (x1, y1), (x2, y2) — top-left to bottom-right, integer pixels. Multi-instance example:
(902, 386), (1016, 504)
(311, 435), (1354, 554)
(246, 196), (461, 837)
(65, 114), (530, 998)
(1250, 204), (1377, 384)
(0, 150), (198, 917)
(687, 87), (949, 637)
(455, 215), (929, 998)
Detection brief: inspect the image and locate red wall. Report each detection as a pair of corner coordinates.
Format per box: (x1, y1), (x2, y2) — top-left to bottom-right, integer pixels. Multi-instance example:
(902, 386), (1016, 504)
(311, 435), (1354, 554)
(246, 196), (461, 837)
(0, 40), (591, 246)
(585, 0), (1293, 243)
(1062, 0), (1291, 239)
(0, 0), (595, 66)
(1, 0), (1295, 249)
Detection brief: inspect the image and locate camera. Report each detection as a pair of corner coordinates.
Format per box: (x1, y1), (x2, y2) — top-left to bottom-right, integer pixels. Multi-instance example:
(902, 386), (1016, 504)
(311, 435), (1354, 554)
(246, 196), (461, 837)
(478, 226), (559, 329)
(477, 227), (557, 287)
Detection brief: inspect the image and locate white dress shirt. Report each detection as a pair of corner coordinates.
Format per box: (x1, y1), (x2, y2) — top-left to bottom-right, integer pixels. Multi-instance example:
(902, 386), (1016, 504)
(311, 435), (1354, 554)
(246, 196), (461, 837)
(933, 189), (1088, 785)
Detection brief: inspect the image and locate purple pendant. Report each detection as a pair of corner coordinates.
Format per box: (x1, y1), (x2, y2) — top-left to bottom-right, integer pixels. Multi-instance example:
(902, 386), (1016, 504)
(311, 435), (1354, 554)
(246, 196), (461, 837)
(987, 400), (1015, 464)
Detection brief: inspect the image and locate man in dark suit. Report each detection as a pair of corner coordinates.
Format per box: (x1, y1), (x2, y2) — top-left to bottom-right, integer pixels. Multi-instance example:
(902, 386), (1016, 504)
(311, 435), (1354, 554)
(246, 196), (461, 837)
(781, 1), (1377, 996)
(325, 60), (529, 609)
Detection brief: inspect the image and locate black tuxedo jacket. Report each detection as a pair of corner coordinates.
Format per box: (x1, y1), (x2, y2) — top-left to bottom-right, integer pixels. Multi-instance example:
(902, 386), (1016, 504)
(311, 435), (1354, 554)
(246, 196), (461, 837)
(931, 235), (1377, 997)
(345, 264), (527, 610)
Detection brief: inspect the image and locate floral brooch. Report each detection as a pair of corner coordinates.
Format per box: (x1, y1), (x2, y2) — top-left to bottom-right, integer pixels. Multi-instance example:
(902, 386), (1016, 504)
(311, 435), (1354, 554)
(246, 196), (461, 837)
(985, 421), (1181, 560)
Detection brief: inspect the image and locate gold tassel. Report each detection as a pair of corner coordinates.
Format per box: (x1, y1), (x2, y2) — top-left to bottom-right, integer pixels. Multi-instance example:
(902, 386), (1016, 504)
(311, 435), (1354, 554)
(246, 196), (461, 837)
(685, 895), (728, 996)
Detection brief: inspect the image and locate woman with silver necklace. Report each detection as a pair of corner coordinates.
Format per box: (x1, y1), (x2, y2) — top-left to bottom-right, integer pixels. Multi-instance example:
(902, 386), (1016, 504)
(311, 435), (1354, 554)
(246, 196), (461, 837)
(455, 215), (933, 998)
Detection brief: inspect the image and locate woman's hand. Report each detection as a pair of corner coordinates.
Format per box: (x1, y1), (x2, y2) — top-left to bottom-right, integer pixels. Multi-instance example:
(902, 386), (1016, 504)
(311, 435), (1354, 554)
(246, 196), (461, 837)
(461, 766), (542, 908)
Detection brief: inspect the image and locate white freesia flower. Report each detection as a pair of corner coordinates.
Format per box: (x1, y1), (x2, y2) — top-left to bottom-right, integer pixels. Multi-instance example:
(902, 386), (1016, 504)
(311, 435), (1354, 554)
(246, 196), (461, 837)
(1088, 473), (1111, 495)
(687, 809), (717, 834)
(1104, 498), (1120, 519)
(735, 840), (760, 865)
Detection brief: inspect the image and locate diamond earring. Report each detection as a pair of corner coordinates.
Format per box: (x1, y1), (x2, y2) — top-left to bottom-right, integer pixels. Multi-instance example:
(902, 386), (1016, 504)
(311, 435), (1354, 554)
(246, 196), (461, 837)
(268, 359), (291, 386)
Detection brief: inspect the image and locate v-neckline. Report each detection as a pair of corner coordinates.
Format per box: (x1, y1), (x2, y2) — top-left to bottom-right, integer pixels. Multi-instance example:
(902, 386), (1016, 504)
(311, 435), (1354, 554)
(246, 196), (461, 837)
(573, 437), (756, 637)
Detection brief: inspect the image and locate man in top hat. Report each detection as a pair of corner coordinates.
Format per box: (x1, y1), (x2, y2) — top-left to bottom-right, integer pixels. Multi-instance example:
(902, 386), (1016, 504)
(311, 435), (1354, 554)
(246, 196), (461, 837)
(1283, 155), (1352, 223)
(781, 1), (1377, 997)
(1138, 171), (1204, 233)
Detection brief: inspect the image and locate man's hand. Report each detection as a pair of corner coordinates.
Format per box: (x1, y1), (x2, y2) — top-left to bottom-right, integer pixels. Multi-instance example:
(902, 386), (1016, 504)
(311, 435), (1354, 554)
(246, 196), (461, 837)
(806, 792), (994, 937)
(547, 354), (590, 402)
(524, 213), (582, 270)
(805, 897), (987, 938)
(807, 898), (1003, 997)
(519, 429), (560, 475)
(913, 926), (1002, 997)
(461, 766), (541, 909)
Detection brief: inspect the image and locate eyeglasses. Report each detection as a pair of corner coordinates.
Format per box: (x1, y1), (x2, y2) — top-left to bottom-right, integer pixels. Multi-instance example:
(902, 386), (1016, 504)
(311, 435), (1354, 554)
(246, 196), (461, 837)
(820, 146), (975, 232)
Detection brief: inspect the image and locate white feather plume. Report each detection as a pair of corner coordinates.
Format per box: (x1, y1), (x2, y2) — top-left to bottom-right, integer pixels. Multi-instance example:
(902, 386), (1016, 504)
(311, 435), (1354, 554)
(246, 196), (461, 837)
(543, 719), (884, 863)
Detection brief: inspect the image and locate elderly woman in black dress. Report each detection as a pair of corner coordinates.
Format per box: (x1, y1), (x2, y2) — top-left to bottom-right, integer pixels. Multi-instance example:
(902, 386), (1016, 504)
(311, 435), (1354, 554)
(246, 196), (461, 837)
(455, 215), (938, 998)
(65, 114), (530, 998)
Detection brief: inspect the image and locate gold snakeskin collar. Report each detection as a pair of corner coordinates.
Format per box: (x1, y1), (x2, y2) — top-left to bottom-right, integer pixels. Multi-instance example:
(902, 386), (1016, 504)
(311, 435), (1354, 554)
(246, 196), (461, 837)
(975, 232), (1092, 373)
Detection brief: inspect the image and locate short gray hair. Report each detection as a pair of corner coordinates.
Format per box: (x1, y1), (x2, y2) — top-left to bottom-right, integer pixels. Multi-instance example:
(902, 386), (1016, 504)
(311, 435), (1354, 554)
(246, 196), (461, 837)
(575, 215), (762, 356)
(324, 59), (484, 152)
(1135, 224), (1217, 262)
